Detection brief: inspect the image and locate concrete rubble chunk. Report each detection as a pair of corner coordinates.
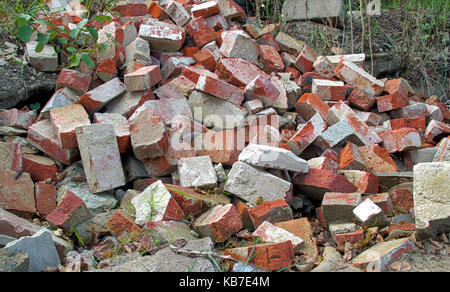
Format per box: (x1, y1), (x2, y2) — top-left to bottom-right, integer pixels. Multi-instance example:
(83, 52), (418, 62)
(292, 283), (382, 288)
(282, 0), (344, 23)
(238, 144), (309, 173)
(25, 41), (58, 72)
(224, 161), (292, 204)
(413, 162), (450, 238)
(322, 192), (362, 225)
(220, 31), (259, 64)
(334, 60), (384, 96)
(132, 180), (184, 226)
(252, 221), (304, 249)
(353, 198), (388, 227)
(178, 156), (218, 189)
(76, 123), (126, 193)
(5, 228), (60, 272)
(0, 249), (29, 272)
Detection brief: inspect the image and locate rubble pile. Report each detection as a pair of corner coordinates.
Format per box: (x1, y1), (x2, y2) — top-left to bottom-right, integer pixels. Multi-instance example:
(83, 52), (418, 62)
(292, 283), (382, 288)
(0, 0), (449, 272)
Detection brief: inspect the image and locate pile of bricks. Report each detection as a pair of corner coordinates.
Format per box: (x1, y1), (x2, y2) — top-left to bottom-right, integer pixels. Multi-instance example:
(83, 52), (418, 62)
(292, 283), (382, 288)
(1, 0), (449, 273)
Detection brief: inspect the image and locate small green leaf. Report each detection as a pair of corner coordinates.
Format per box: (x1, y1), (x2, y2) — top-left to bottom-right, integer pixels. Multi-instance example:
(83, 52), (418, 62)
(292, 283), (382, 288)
(18, 24), (33, 43)
(70, 28), (80, 39)
(58, 37), (68, 45)
(30, 103), (41, 111)
(66, 46), (77, 54)
(16, 14), (32, 26)
(48, 30), (57, 40)
(34, 19), (52, 26)
(35, 42), (45, 53)
(87, 27), (98, 40)
(81, 54), (95, 69)
(95, 15), (113, 23)
(76, 19), (88, 30)
(36, 32), (49, 44)
(69, 54), (81, 68)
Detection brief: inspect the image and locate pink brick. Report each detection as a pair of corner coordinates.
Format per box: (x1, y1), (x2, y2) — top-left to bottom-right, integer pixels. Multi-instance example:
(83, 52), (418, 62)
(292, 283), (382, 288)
(191, 1), (220, 18)
(46, 190), (91, 230)
(196, 75), (245, 106)
(294, 46), (317, 73)
(295, 93), (331, 121)
(56, 69), (91, 94)
(22, 154), (57, 182)
(0, 108), (37, 129)
(425, 120), (450, 144)
(259, 44), (284, 72)
(76, 124), (126, 193)
(216, 57), (269, 87)
(334, 60), (384, 96)
(49, 104), (90, 149)
(376, 92), (409, 112)
(333, 229), (365, 245)
(244, 74), (280, 107)
(78, 77), (127, 114)
(312, 79), (346, 101)
(93, 113), (130, 154)
(124, 65), (162, 92)
(165, 0), (191, 26)
(348, 88), (376, 111)
(130, 108), (169, 161)
(194, 204), (242, 243)
(35, 182), (57, 216)
(0, 141), (23, 172)
(287, 113), (327, 155)
(27, 120), (79, 165)
(0, 170), (35, 214)
(378, 128), (421, 153)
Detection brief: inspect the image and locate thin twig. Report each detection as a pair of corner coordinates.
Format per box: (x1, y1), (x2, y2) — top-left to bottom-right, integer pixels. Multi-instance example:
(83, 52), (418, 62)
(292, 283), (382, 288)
(359, 0), (365, 53)
(349, 0), (354, 54)
(365, 0), (374, 74)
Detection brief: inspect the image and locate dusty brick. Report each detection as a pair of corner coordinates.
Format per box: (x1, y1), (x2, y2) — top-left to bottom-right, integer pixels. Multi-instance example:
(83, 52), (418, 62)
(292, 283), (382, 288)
(78, 77), (127, 114)
(384, 78), (410, 98)
(166, 0), (191, 26)
(312, 120), (360, 152)
(182, 66), (219, 84)
(106, 210), (143, 242)
(433, 137), (449, 162)
(224, 240), (294, 271)
(49, 104), (90, 149)
(191, 1), (220, 18)
(333, 229), (365, 245)
(244, 74), (280, 107)
(56, 69), (91, 94)
(243, 99), (264, 115)
(358, 145), (398, 172)
(362, 193), (393, 214)
(334, 60), (384, 96)
(193, 27), (218, 47)
(124, 65), (162, 92)
(322, 192), (362, 225)
(46, 190), (91, 230)
(194, 204), (242, 242)
(308, 156), (338, 172)
(252, 221), (304, 249)
(248, 199), (293, 228)
(129, 108), (169, 161)
(287, 113), (327, 155)
(193, 49), (217, 71)
(376, 92), (409, 112)
(148, 1), (169, 20)
(95, 58), (118, 82)
(22, 154), (57, 182)
(220, 31), (259, 64)
(205, 14), (229, 30)
(347, 88), (376, 111)
(275, 31), (305, 55)
(0, 108), (37, 130)
(34, 182), (57, 216)
(274, 218), (318, 257)
(338, 170), (379, 194)
(295, 93), (330, 121)
(259, 44), (284, 72)
(0, 142), (23, 172)
(143, 143), (196, 177)
(293, 169), (357, 201)
(387, 117), (427, 131)
(195, 75), (244, 106)
(25, 41), (58, 72)
(216, 0), (246, 21)
(131, 97), (193, 126)
(0, 170), (35, 214)
(391, 188), (414, 213)
(312, 79), (346, 101)
(183, 46), (200, 57)
(139, 24), (186, 52)
(216, 57), (269, 87)
(339, 142), (366, 170)
(103, 89), (154, 119)
(294, 46), (317, 73)
(353, 198), (388, 227)
(76, 124), (126, 193)
(124, 37), (152, 66)
(425, 120), (450, 144)
(178, 156), (217, 189)
(93, 113), (130, 154)
(27, 120), (79, 165)
(378, 128), (421, 153)
(354, 110), (382, 127)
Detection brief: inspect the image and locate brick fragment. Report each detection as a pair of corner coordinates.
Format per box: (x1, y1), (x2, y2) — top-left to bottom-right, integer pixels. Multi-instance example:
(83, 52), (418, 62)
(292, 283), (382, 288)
(244, 74), (280, 107)
(334, 60), (384, 96)
(391, 188), (414, 213)
(35, 182), (57, 216)
(362, 193), (393, 214)
(248, 199), (293, 228)
(216, 57), (269, 87)
(295, 93), (330, 121)
(0, 142), (22, 172)
(166, 0), (191, 26)
(293, 169), (357, 201)
(124, 65), (162, 92)
(106, 210), (143, 242)
(216, 0), (246, 21)
(27, 120), (79, 165)
(252, 221), (304, 249)
(130, 108), (169, 161)
(312, 79), (346, 101)
(22, 154), (57, 182)
(224, 241), (294, 271)
(378, 128), (421, 153)
(425, 120), (450, 144)
(112, 3), (147, 17)
(322, 192), (362, 225)
(194, 204), (242, 242)
(79, 77), (127, 114)
(347, 88), (376, 111)
(259, 44), (284, 72)
(191, 1), (220, 18)
(312, 120), (360, 152)
(287, 113), (327, 155)
(294, 46), (317, 73)
(338, 170), (379, 194)
(25, 41), (58, 72)
(333, 229), (365, 245)
(56, 69), (91, 94)
(220, 31), (259, 64)
(338, 142), (366, 170)
(384, 78), (410, 98)
(178, 156), (217, 189)
(139, 24), (186, 52)
(49, 104), (90, 149)
(0, 170), (35, 214)
(46, 190), (91, 230)
(193, 49), (217, 71)
(93, 113), (130, 154)
(275, 31), (305, 55)
(0, 108), (37, 129)
(76, 124), (126, 193)
(308, 157), (338, 172)
(353, 198), (388, 227)
(376, 92), (409, 112)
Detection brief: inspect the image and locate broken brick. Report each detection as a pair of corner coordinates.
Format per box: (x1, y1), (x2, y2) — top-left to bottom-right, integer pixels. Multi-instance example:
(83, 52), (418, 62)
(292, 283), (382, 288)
(49, 104), (90, 149)
(46, 190), (91, 230)
(56, 69), (91, 94)
(248, 199), (293, 228)
(22, 154), (58, 182)
(194, 204), (242, 242)
(0, 170), (35, 214)
(35, 182), (57, 216)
